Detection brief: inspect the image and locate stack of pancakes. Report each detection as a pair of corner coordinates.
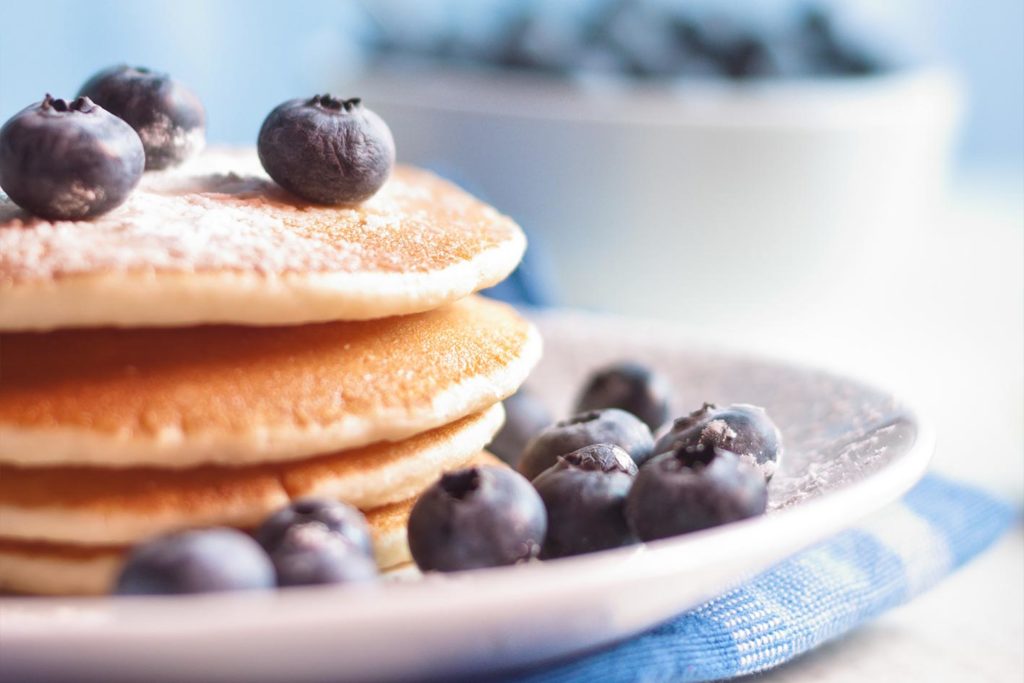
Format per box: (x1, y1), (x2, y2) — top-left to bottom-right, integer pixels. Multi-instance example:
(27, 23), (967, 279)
(0, 150), (540, 594)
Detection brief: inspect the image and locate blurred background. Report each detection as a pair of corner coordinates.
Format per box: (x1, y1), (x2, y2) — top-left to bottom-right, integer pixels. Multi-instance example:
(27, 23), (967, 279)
(1, 0), (1021, 504)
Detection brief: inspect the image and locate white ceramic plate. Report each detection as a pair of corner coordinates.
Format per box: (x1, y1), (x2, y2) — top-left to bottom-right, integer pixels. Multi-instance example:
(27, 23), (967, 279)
(0, 309), (934, 683)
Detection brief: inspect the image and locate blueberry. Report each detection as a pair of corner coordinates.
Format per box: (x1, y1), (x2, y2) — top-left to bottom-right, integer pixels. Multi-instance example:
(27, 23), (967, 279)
(667, 14), (776, 81)
(0, 95), (144, 220)
(490, 390), (553, 467)
(589, 1), (684, 79)
(113, 528), (274, 595)
(626, 446), (767, 541)
(255, 498), (373, 558)
(78, 65), (205, 170)
(407, 465), (546, 572)
(655, 403), (783, 480)
(668, 15), (708, 56)
(799, 8), (883, 76)
(575, 361), (673, 432)
(533, 444), (638, 559)
(257, 95), (395, 205)
(718, 35), (776, 79)
(270, 522), (378, 587)
(518, 408), (654, 481)
(492, 11), (574, 75)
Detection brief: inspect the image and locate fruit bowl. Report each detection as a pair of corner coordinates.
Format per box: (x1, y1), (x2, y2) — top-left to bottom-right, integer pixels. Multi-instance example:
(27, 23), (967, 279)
(350, 65), (962, 325)
(0, 308), (934, 682)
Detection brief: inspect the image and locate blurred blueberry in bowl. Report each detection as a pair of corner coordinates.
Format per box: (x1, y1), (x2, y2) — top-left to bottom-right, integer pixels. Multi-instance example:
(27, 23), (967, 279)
(357, 1), (895, 81)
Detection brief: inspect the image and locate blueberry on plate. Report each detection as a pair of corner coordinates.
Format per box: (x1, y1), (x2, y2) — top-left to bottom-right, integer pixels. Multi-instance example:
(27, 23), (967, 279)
(407, 465), (546, 572)
(113, 528), (275, 595)
(269, 522), (378, 587)
(518, 408), (654, 480)
(575, 361), (673, 432)
(533, 444), (638, 559)
(655, 403), (783, 480)
(257, 94), (395, 205)
(0, 95), (144, 220)
(489, 389), (553, 467)
(255, 498), (373, 559)
(626, 445), (768, 542)
(78, 65), (205, 170)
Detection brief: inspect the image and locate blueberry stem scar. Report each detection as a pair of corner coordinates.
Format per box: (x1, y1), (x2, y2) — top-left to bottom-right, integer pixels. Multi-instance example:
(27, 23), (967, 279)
(441, 469), (480, 500)
(40, 94), (102, 115)
(308, 94), (361, 112)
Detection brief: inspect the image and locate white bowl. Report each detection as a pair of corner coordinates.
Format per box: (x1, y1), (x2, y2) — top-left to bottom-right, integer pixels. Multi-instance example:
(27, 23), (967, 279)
(354, 66), (963, 323)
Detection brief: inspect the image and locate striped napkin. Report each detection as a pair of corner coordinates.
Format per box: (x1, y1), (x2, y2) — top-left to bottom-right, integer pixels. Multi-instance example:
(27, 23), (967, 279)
(503, 475), (1014, 682)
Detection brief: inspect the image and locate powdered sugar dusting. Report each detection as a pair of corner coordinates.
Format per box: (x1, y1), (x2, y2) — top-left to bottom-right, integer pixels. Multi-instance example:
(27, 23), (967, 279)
(0, 148), (520, 284)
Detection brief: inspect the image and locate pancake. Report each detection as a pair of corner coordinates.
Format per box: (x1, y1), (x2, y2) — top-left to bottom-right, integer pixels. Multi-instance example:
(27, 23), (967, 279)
(0, 404), (503, 545)
(0, 148), (526, 330)
(0, 452), (503, 595)
(0, 296), (541, 467)
(0, 500), (413, 596)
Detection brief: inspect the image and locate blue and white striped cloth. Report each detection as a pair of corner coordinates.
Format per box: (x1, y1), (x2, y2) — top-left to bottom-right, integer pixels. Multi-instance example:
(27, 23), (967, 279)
(506, 475), (1015, 682)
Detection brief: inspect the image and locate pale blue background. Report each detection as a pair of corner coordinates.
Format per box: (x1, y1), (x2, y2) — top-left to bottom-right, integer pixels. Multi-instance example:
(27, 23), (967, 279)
(1, 0), (1021, 171)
